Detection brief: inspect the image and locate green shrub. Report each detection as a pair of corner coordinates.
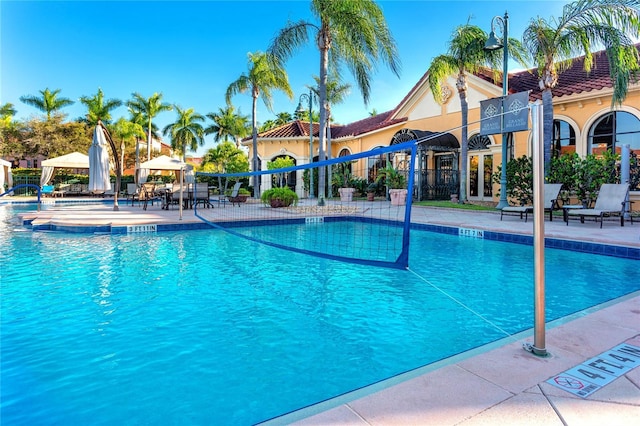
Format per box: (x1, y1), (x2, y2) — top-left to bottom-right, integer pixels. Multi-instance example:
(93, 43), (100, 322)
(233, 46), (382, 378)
(260, 186), (298, 207)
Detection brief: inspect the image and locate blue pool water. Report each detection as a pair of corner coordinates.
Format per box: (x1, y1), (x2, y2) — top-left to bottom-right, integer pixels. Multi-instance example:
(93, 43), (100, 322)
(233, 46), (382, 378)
(1, 205), (639, 425)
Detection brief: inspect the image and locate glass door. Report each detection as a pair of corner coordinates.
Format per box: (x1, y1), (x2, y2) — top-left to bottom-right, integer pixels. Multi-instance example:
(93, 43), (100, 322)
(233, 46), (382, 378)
(468, 153), (493, 201)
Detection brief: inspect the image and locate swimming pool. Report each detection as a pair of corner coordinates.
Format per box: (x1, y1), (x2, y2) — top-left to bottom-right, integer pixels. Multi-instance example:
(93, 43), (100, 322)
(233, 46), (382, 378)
(1, 205), (638, 425)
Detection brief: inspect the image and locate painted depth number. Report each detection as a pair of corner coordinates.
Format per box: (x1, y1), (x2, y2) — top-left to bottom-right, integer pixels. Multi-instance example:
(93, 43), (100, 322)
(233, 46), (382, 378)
(305, 217), (324, 224)
(458, 227), (483, 238)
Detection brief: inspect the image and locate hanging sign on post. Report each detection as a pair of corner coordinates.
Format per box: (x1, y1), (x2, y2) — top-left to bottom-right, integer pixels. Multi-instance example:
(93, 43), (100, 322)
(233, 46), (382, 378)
(480, 91), (530, 135)
(479, 97), (502, 135)
(503, 91), (530, 133)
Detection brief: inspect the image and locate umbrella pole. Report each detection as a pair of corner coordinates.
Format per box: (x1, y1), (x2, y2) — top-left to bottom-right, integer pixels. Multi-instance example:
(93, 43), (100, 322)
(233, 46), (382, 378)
(179, 167), (183, 220)
(99, 121), (121, 211)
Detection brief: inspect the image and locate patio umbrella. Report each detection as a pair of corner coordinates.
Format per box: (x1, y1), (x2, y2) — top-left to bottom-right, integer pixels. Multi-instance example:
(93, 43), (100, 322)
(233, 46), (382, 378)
(88, 125), (111, 192)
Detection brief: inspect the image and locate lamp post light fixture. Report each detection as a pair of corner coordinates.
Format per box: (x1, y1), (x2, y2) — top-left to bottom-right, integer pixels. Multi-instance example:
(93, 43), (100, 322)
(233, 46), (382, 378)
(296, 90), (315, 198)
(485, 11), (510, 210)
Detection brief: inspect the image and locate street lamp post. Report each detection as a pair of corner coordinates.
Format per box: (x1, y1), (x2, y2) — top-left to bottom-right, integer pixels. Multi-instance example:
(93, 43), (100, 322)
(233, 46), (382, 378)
(485, 11), (509, 209)
(296, 90), (315, 198)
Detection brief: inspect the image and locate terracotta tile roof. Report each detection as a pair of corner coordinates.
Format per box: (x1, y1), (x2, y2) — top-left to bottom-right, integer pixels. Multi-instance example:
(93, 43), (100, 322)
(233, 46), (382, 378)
(491, 43), (640, 101)
(331, 110), (407, 138)
(250, 113), (408, 141)
(256, 120), (320, 138)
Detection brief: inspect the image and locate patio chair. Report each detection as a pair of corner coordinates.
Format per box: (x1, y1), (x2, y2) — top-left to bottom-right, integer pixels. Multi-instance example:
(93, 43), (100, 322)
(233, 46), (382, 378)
(127, 183), (140, 206)
(567, 183), (630, 228)
(139, 183), (161, 211)
(193, 183), (213, 208)
(500, 183), (563, 222)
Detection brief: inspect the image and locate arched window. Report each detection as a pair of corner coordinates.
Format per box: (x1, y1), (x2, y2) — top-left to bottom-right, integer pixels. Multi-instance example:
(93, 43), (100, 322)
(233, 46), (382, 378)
(367, 146), (387, 182)
(468, 134), (491, 150)
(338, 148), (350, 157)
(553, 119), (576, 156)
(588, 111), (640, 156)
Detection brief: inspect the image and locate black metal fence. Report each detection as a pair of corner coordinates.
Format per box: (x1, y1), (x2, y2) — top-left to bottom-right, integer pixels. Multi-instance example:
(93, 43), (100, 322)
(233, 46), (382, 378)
(7, 176), (41, 196)
(416, 169), (459, 201)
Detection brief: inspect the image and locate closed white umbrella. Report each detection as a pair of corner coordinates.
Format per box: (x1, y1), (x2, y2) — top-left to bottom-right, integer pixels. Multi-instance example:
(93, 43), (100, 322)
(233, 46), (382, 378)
(88, 125), (111, 192)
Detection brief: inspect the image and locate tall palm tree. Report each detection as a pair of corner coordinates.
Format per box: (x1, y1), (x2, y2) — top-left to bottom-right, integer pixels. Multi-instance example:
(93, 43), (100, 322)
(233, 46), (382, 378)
(226, 51), (293, 197)
(522, 0), (640, 175)
(268, 0), (401, 201)
(79, 88), (122, 126)
(311, 74), (351, 190)
(127, 92), (173, 161)
(162, 106), (205, 162)
(20, 88), (74, 120)
(427, 24), (526, 203)
(205, 105), (250, 147)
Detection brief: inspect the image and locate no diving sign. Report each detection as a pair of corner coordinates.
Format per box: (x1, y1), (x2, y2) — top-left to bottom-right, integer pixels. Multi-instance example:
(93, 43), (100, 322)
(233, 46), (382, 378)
(547, 343), (640, 398)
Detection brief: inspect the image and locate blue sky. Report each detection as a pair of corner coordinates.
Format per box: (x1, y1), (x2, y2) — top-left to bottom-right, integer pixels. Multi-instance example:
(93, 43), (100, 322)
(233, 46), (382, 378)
(1, 0), (570, 155)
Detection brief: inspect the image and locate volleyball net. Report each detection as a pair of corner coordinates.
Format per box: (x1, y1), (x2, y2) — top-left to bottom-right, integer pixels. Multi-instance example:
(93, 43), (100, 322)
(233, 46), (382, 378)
(195, 140), (418, 269)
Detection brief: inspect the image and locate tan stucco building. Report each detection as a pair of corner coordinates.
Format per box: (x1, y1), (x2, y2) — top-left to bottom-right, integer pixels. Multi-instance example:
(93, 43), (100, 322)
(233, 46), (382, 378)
(244, 45), (640, 208)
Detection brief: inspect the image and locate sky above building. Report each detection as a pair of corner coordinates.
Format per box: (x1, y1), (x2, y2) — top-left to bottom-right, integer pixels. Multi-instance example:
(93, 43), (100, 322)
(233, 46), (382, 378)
(1, 0), (571, 155)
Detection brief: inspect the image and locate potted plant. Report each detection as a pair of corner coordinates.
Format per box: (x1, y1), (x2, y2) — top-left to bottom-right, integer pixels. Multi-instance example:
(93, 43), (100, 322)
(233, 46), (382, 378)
(366, 181), (378, 201)
(334, 162), (356, 202)
(377, 166), (407, 206)
(260, 186), (299, 208)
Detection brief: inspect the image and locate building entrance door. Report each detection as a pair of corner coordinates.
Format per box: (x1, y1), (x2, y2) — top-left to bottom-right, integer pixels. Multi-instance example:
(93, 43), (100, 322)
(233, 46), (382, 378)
(468, 153), (493, 201)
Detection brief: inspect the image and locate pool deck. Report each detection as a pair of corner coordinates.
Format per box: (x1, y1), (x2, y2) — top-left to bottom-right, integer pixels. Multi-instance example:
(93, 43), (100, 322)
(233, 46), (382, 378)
(5, 197), (640, 424)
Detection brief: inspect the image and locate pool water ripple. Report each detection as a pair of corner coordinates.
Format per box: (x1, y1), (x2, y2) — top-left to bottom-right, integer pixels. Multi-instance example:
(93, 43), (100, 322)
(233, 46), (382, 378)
(1, 213), (639, 424)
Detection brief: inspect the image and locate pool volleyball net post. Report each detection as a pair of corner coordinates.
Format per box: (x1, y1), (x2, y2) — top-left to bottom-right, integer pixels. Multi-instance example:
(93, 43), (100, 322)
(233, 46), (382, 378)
(195, 140), (418, 269)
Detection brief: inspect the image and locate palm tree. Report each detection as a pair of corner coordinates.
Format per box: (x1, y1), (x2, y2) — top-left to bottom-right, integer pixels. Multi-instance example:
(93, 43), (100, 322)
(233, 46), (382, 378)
(111, 117), (145, 176)
(20, 88), (74, 120)
(226, 51), (293, 197)
(427, 23), (526, 203)
(0, 103), (17, 128)
(202, 141), (249, 192)
(162, 106), (205, 162)
(311, 74), (351, 191)
(274, 111), (294, 126)
(259, 119), (277, 133)
(79, 88), (122, 126)
(127, 92), (173, 161)
(205, 105), (250, 147)
(522, 0), (640, 175)
(268, 0), (401, 201)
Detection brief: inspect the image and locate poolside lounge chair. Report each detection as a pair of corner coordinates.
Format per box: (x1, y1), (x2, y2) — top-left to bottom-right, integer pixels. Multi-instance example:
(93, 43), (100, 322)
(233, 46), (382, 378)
(500, 183), (563, 222)
(567, 183), (630, 228)
(227, 182), (244, 207)
(41, 185), (55, 197)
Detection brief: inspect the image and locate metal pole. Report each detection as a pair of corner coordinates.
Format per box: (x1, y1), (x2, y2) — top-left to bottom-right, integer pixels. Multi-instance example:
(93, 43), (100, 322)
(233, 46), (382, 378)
(531, 100), (547, 356)
(496, 11), (509, 209)
(621, 144), (630, 221)
(309, 90), (315, 198)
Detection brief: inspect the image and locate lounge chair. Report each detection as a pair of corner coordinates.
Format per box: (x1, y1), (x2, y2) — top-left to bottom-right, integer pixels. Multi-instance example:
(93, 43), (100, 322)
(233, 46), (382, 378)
(41, 185), (55, 197)
(500, 183), (563, 222)
(567, 183), (630, 228)
(227, 182), (244, 207)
